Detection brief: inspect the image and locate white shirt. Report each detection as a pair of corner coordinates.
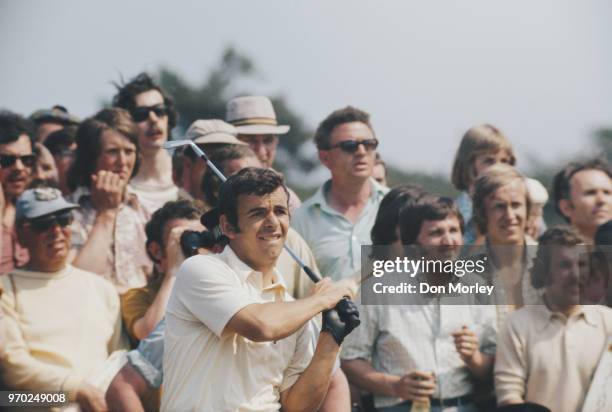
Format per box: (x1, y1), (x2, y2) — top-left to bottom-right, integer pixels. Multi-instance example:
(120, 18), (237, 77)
(161, 247), (318, 412)
(342, 275), (497, 408)
(495, 304), (612, 412)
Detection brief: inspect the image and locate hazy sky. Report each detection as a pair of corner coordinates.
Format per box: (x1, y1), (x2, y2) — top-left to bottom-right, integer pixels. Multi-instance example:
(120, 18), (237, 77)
(1, 0), (611, 178)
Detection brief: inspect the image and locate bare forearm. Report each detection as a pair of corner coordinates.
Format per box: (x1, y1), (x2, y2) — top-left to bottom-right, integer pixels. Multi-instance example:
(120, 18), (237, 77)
(342, 358), (399, 398)
(281, 332), (339, 412)
(465, 352), (494, 381)
(320, 369), (351, 412)
(229, 296), (326, 342)
(133, 274), (176, 340)
(73, 210), (117, 274)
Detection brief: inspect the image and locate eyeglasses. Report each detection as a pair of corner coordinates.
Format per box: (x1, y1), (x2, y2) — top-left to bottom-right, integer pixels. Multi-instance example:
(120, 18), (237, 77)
(131, 104), (168, 122)
(0, 154), (36, 168)
(326, 139), (379, 153)
(28, 211), (74, 233)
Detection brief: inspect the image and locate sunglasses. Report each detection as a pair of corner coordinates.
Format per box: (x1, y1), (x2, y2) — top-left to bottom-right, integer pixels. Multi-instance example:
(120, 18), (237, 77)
(28, 211), (74, 233)
(0, 154), (36, 168)
(326, 139), (379, 153)
(131, 104), (168, 122)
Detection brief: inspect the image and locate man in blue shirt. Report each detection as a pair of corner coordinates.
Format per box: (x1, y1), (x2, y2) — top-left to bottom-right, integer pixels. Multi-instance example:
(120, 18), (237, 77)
(292, 106), (387, 281)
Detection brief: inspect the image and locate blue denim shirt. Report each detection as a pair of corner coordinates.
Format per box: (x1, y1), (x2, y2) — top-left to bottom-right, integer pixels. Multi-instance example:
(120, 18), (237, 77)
(126, 318), (165, 388)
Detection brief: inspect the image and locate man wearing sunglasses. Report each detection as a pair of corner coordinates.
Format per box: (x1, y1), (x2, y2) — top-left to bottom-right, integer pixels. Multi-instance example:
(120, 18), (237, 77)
(113, 72), (179, 215)
(0, 110), (35, 274)
(0, 187), (126, 411)
(292, 106), (388, 282)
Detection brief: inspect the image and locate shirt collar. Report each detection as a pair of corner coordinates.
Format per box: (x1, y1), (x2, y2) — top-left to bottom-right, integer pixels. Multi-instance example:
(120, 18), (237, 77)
(534, 302), (598, 331)
(311, 177), (387, 210)
(220, 246), (288, 295)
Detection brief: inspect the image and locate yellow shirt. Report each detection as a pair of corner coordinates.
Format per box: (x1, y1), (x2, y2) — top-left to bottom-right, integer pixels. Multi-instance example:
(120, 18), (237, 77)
(121, 274), (163, 342)
(0, 265), (125, 395)
(495, 304), (612, 412)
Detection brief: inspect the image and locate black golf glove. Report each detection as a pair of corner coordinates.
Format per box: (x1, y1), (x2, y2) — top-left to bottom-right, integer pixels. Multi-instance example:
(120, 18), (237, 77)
(321, 298), (360, 345)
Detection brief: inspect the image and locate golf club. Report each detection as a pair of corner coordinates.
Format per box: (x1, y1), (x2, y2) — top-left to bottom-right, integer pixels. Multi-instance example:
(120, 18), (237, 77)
(164, 139), (360, 328)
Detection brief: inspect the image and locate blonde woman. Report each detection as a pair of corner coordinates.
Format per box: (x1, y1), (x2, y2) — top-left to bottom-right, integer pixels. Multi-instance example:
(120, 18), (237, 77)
(451, 124), (516, 246)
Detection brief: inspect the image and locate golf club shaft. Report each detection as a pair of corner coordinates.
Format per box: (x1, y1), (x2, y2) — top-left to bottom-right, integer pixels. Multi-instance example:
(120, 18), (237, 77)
(170, 139), (359, 328)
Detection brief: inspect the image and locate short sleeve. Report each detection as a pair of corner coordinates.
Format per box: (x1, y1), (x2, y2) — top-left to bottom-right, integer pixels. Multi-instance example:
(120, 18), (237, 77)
(474, 305), (498, 356)
(120, 285), (155, 341)
(340, 301), (379, 363)
(280, 319), (318, 392)
(169, 255), (260, 338)
(128, 319), (166, 389)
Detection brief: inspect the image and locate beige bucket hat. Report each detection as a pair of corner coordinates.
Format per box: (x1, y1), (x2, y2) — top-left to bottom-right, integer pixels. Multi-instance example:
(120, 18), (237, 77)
(225, 96), (290, 135)
(185, 119), (247, 145)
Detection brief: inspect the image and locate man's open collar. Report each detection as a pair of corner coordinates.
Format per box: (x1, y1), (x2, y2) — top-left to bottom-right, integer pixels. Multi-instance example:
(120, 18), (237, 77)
(309, 177), (388, 212)
(534, 302), (598, 332)
(220, 246), (288, 293)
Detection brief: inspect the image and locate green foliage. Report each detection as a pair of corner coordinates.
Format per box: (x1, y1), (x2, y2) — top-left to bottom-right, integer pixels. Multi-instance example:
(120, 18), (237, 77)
(593, 127), (612, 164)
(386, 166), (458, 198)
(158, 47), (255, 125)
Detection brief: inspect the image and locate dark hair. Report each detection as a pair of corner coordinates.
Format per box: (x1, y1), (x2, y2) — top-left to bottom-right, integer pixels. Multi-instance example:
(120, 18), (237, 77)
(399, 195), (464, 245)
(145, 200), (201, 261)
(531, 226), (584, 289)
(68, 108), (140, 191)
(314, 106), (374, 150)
(218, 167), (289, 230)
(371, 185), (424, 245)
(0, 110), (34, 147)
(112, 72), (178, 130)
(552, 158), (612, 222)
(201, 145), (258, 206)
(43, 126), (76, 156)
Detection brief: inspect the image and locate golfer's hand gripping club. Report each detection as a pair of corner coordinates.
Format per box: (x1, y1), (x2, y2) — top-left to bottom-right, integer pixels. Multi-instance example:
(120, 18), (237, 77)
(284, 247), (360, 335)
(164, 140), (361, 334)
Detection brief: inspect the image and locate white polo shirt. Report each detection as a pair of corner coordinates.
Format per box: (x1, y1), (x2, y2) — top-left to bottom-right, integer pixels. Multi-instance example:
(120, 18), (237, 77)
(161, 246), (318, 412)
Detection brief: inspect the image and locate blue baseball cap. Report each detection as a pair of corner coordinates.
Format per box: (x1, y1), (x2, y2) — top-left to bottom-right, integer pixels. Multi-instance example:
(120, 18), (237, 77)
(16, 187), (79, 221)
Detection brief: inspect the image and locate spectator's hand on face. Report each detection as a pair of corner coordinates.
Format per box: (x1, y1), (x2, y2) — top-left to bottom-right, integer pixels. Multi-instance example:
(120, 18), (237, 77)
(165, 225), (189, 273)
(452, 325), (481, 364)
(74, 383), (108, 412)
(90, 171), (124, 212)
(392, 370), (436, 403)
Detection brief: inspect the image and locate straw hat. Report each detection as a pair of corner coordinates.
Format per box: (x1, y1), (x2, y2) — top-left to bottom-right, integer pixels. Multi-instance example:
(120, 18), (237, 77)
(225, 96), (290, 135)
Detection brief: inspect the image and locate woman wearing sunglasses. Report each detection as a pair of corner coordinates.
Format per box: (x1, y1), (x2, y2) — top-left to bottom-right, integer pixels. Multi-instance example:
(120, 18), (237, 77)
(67, 108), (152, 294)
